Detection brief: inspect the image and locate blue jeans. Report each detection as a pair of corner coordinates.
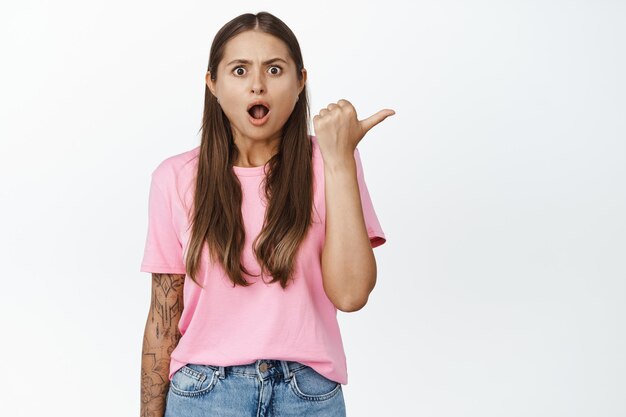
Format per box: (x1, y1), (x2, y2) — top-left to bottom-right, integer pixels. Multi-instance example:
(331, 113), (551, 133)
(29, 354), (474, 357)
(164, 359), (346, 417)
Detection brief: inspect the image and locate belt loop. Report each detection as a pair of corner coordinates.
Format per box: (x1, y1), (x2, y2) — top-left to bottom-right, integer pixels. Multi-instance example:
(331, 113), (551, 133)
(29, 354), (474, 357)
(280, 360), (293, 382)
(218, 365), (225, 379)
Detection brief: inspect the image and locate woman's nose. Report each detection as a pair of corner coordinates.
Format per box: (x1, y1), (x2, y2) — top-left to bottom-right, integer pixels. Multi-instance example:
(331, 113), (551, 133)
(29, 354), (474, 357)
(250, 71), (265, 95)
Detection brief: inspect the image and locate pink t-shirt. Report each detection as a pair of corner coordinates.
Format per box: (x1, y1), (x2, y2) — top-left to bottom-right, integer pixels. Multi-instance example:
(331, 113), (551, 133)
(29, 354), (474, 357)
(139, 134), (386, 385)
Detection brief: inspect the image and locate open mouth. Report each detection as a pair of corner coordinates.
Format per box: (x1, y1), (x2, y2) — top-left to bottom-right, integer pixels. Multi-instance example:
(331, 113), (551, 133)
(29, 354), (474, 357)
(247, 104), (270, 120)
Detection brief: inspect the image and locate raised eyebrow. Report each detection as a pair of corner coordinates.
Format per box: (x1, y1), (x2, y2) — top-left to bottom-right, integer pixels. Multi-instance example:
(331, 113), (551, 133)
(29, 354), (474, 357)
(226, 58), (289, 67)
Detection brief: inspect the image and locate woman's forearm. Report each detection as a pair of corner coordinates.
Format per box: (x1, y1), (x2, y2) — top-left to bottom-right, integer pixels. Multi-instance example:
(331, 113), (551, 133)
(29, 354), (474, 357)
(140, 323), (179, 417)
(140, 273), (185, 417)
(321, 157), (377, 312)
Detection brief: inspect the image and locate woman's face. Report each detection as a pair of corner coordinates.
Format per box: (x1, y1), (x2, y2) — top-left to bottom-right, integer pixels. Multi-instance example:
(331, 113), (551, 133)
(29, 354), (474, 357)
(206, 30), (307, 144)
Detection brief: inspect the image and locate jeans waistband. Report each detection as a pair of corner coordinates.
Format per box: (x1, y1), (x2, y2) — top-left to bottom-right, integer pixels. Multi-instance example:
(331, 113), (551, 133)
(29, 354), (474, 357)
(199, 359), (308, 382)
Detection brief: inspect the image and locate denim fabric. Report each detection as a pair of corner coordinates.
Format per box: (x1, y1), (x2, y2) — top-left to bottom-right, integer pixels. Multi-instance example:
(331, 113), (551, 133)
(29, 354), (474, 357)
(164, 359), (346, 417)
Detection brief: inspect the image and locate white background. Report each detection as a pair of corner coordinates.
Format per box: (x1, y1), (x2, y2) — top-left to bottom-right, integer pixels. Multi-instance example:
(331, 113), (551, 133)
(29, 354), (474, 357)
(1, 1), (625, 416)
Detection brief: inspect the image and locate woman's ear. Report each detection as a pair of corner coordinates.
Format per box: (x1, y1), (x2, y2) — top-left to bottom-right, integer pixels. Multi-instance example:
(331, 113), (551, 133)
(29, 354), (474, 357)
(299, 68), (307, 94)
(205, 71), (216, 96)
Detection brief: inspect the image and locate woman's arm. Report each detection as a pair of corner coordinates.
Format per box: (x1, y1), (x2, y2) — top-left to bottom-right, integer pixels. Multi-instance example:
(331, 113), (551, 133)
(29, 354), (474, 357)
(322, 157), (377, 313)
(140, 273), (185, 417)
(313, 99), (394, 313)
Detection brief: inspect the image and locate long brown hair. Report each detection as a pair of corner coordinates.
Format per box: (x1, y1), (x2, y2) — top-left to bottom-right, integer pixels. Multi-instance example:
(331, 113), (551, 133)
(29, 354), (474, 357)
(184, 11), (313, 290)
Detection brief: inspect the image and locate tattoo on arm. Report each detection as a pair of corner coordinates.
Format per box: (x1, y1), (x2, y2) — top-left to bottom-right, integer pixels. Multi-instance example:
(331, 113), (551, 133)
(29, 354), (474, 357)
(141, 273), (185, 416)
(149, 273), (185, 331)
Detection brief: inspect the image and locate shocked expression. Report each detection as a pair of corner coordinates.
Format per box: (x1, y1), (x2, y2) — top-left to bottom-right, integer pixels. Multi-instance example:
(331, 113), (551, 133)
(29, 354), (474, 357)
(206, 30), (307, 142)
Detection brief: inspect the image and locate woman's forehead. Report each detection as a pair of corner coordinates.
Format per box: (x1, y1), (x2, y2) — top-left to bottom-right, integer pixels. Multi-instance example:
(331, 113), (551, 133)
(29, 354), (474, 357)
(221, 31), (292, 65)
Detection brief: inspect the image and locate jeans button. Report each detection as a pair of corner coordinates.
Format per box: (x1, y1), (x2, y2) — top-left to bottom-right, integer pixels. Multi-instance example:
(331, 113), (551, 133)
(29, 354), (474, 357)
(259, 362), (268, 372)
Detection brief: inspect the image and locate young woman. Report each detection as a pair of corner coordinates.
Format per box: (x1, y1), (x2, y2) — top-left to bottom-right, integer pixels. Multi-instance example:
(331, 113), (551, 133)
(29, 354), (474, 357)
(140, 11), (395, 417)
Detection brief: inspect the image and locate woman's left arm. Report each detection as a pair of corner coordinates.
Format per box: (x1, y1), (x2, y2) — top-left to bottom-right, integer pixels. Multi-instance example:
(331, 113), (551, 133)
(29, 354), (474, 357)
(314, 99), (395, 312)
(322, 156), (376, 312)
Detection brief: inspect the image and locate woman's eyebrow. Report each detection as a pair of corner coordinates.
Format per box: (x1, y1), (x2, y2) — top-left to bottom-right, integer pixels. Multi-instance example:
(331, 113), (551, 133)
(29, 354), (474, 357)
(226, 57), (289, 67)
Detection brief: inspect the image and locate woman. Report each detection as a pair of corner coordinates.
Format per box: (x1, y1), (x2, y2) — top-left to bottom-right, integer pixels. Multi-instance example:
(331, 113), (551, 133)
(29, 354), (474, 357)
(140, 11), (394, 417)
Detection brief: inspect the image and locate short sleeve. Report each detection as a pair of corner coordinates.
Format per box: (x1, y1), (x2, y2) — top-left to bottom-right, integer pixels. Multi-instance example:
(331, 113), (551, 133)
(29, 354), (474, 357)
(139, 173), (187, 274)
(354, 147), (387, 248)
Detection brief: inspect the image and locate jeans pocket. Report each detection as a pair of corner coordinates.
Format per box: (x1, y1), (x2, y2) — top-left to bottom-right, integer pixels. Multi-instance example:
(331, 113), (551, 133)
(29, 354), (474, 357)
(289, 365), (342, 401)
(169, 364), (218, 397)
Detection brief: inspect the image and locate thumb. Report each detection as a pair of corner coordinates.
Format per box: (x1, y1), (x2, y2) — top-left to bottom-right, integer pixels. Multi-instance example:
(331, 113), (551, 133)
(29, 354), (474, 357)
(359, 109), (396, 134)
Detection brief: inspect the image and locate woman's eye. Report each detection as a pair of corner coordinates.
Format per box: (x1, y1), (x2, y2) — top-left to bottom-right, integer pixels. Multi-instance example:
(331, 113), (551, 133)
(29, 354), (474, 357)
(232, 66), (282, 76)
(268, 66), (282, 75)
